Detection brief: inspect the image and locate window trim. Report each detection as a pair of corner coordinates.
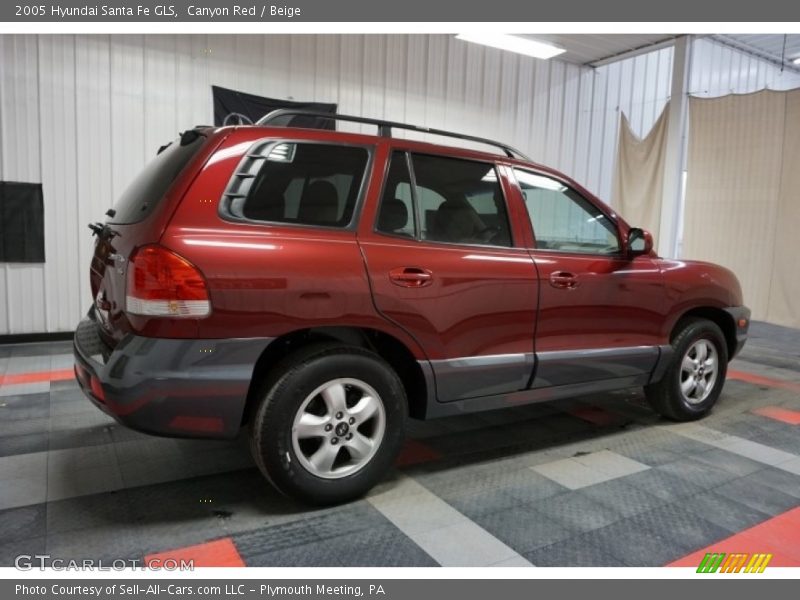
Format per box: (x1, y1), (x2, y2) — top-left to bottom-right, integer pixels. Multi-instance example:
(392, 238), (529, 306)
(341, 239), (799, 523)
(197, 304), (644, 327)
(218, 138), (375, 232)
(372, 149), (515, 250)
(510, 167), (623, 257)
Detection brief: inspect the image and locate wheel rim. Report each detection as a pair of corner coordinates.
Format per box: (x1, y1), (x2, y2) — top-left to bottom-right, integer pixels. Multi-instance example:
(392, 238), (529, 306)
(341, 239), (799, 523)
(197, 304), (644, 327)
(679, 339), (719, 405)
(291, 378), (386, 480)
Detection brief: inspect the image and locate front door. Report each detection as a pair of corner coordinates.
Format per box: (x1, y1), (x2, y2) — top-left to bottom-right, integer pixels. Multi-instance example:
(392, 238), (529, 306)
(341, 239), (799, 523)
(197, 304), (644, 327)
(509, 168), (666, 388)
(359, 151), (539, 402)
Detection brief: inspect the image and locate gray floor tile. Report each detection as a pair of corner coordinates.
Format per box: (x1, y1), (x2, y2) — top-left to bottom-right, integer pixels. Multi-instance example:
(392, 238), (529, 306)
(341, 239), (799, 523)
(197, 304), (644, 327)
(0, 536), (46, 567)
(0, 393), (49, 421)
(713, 476), (800, 516)
(655, 457), (739, 488)
(243, 538), (343, 567)
(470, 504), (575, 554)
(0, 504), (46, 543)
(47, 490), (136, 534)
(47, 524), (145, 562)
(525, 536), (627, 567)
(577, 478), (667, 518)
(687, 448), (765, 478)
(742, 467), (800, 499)
(328, 526), (438, 567)
(0, 432), (48, 457)
(623, 469), (706, 501)
(531, 492), (623, 532)
(683, 490), (772, 533)
(308, 501), (395, 540)
(568, 520), (679, 567)
(233, 520), (322, 557)
(627, 503), (736, 560)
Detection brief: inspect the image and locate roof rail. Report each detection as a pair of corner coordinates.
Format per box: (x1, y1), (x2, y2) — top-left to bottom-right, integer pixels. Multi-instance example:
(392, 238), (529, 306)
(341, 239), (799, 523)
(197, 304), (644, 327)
(255, 109), (530, 160)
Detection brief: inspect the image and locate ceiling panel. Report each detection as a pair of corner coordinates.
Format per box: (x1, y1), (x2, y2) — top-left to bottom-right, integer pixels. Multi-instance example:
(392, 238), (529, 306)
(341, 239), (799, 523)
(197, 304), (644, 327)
(715, 34), (800, 70)
(517, 34), (677, 66)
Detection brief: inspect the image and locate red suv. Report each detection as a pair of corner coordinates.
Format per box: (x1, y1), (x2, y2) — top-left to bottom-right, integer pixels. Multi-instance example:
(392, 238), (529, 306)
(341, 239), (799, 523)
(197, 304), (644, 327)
(74, 111), (749, 504)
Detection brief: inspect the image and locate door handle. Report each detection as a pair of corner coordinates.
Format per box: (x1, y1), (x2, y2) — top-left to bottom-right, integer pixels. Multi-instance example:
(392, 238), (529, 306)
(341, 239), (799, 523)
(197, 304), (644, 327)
(549, 271), (578, 289)
(389, 267), (433, 288)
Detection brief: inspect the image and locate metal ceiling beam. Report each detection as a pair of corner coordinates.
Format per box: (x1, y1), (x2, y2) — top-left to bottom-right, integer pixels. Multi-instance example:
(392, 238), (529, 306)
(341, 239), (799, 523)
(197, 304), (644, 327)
(587, 36), (679, 68)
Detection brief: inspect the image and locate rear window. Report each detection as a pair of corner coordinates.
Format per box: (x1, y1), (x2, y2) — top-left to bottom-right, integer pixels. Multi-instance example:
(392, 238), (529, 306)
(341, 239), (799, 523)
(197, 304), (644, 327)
(108, 133), (205, 224)
(223, 142), (369, 228)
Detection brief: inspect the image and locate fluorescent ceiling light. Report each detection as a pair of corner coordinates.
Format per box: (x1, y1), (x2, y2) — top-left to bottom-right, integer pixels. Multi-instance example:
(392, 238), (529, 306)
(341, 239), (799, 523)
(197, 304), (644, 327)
(793, 56), (800, 65)
(456, 33), (565, 60)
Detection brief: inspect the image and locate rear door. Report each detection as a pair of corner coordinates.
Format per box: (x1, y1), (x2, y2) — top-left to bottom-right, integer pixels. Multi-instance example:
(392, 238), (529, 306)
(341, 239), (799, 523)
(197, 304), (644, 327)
(509, 167), (666, 388)
(359, 149), (539, 402)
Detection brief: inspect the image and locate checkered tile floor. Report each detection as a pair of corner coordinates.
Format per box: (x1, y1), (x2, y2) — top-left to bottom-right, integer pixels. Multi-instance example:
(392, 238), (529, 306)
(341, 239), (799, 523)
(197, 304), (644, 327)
(1, 321), (799, 567)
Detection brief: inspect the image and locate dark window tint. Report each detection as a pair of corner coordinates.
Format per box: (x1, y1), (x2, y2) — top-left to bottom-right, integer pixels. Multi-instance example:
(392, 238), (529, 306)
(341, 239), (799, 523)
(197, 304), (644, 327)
(514, 169), (619, 254)
(412, 154), (511, 247)
(241, 144), (368, 227)
(109, 133), (205, 224)
(376, 151), (416, 237)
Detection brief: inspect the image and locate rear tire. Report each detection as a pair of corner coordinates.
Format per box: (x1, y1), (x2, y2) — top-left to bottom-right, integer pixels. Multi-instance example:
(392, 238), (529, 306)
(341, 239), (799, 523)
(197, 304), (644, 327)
(249, 343), (406, 505)
(645, 318), (728, 421)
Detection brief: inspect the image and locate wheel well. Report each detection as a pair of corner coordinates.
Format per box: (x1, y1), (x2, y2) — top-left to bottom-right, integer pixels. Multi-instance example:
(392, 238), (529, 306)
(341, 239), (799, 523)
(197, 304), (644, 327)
(242, 327), (428, 424)
(674, 307), (737, 359)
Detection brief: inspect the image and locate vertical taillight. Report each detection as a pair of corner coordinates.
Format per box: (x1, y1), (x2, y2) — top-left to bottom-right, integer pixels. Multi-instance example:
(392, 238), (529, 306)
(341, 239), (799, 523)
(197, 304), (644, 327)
(126, 245), (210, 318)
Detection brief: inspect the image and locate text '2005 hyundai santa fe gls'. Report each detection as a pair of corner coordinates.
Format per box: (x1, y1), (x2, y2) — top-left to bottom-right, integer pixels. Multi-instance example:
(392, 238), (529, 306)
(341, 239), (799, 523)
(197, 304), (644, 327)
(74, 110), (750, 504)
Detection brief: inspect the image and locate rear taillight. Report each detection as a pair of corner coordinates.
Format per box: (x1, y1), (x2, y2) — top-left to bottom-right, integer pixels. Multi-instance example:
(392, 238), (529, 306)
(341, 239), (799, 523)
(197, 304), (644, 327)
(126, 245), (210, 318)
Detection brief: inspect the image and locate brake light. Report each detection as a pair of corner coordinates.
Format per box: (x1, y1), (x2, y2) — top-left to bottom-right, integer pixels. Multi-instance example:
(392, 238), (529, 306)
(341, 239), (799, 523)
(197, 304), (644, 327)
(126, 245), (210, 318)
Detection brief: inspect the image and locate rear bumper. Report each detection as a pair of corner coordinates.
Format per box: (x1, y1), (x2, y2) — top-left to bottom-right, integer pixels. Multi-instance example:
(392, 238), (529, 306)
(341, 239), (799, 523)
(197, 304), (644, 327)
(723, 305), (751, 358)
(73, 310), (273, 439)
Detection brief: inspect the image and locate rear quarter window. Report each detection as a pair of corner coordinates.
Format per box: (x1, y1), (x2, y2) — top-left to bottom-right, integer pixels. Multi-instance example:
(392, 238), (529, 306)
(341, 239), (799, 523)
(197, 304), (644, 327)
(108, 133), (205, 224)
(221, 142), (370, 228)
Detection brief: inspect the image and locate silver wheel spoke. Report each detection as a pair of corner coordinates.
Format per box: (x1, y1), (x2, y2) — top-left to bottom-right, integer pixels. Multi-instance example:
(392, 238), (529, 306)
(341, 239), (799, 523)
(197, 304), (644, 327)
(681, 377), (697, 396)
(695, 341), (708, 362)
(695, 378), (707, 398)
(681, 355), (696, 373)
(349, 395), (379, 422)
(320, 382), (348, 416)
(345, 432), (374, 461)
(294, 413), (329, 439)
(309, 443), (340, 474)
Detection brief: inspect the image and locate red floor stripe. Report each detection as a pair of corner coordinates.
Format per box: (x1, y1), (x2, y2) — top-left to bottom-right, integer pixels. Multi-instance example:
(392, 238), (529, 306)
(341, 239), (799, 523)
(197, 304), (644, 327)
(752, 406), (800, 426)
(396, 438), (442, 467)
(567, 405), (625, 427)
(668, 506), (800, 567)
(0, 368), (74, 387)
(144, 538), (245, 568)
(728, 370), (800, 393)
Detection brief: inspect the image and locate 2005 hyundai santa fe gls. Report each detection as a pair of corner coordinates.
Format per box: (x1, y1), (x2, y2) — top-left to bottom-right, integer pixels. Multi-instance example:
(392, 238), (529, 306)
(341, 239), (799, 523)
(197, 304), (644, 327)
(74, 110), (750, 504)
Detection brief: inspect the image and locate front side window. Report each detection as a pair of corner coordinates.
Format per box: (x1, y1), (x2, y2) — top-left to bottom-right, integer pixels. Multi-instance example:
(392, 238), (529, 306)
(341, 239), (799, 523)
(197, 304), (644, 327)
(375, 152), (512, 247)
(514, 169), (620, 254)
(235, 143), (369, 227)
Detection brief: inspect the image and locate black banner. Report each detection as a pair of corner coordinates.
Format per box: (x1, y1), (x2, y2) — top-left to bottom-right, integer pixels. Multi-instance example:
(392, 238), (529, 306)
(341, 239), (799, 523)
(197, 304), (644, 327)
(0, 181), (45, 263)
(212, 85), (336, 129)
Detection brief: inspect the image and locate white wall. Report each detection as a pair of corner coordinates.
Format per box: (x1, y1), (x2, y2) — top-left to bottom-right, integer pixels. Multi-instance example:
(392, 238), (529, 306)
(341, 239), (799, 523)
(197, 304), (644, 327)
(690, 37), (800, 97)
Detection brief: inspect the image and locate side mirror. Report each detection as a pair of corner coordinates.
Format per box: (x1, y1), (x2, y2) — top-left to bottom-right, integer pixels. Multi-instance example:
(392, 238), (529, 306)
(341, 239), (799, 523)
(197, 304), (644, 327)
(627, 228), (653, 257)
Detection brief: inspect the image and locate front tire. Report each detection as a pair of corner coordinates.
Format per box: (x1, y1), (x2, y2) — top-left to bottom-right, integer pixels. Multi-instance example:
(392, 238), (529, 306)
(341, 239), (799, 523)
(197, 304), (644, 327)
(645, 318), (728, 421)
(249, 343), (406, 505)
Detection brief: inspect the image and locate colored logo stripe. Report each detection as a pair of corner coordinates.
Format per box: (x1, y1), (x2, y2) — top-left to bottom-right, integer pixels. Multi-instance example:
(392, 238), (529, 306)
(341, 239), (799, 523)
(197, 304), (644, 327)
(696, 552), (772, 573)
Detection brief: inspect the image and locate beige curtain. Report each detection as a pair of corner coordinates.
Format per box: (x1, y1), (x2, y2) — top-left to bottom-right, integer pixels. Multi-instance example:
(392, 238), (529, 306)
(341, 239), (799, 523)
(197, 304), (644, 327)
(612, 104), (669, 241)
(683, 89), (800, 327)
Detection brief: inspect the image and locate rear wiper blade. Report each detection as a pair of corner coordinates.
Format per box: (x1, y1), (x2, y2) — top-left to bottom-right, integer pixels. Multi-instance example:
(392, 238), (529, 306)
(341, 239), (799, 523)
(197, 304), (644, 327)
(88, 222), (120, 239)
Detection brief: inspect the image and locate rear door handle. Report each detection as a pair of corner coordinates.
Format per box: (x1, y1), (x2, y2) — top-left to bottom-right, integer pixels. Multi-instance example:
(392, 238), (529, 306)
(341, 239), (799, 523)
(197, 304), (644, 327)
(549, 271), (578, 289)
(389, 267), (433, 288)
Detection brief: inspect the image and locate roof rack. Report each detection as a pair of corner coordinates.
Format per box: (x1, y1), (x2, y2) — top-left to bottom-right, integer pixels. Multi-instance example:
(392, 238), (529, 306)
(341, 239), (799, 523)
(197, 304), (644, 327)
(256, 109), (530, 161)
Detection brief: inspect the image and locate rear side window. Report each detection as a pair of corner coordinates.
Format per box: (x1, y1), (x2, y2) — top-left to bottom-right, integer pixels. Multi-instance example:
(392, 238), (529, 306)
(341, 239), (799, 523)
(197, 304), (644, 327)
(109, 133), (205, 224)
(227, 143), (369, 228)
(407, 154), (512, 247)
